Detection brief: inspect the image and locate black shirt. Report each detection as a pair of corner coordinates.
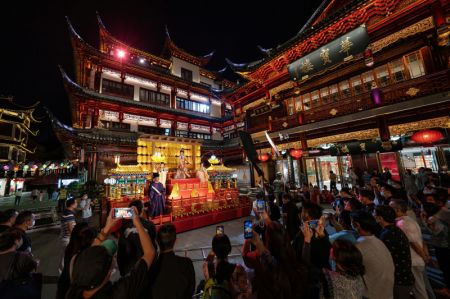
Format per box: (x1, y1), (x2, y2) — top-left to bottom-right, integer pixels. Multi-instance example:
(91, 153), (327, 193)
(282, 201), (299, 240)
(293, 229), (331, 270)
(379, 224), (415, 286)
(0, 224), (11, 234)
(117, 218), (156, 277)
(16, 228), (32, 254)
(90, 259), (149, 299)
(0, 251), (37, 281)
(150, 252), (195, 299)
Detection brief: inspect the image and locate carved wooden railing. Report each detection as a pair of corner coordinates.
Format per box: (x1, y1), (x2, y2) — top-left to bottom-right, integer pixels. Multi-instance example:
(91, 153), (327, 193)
(270, 69), (450, 132)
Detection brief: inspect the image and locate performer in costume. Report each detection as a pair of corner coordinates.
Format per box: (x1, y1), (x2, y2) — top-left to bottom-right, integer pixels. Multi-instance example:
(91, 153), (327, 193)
(196, 163), (209, 183)
(175, 149), (190, 179)
(158, 162), (168, 187)
(148, 173), (166, 217)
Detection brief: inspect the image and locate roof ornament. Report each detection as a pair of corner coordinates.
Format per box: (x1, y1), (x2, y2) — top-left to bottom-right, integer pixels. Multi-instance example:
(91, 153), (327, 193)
(164, 25), (171, 40)
(257, 45), (273, 56)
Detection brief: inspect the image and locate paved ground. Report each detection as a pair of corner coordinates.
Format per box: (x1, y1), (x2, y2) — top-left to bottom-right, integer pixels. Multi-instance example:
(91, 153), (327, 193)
(0, 192), (57, 211)
(30, 215), (251, 298)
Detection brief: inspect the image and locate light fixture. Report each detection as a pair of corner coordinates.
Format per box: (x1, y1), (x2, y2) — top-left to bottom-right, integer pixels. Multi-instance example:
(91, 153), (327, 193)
(151, 151), (165, 163)
(117, 49), (126, 59)
(390, 135), (401, 141)
(139, 58), (145, 64)
(114, 154), (121, 165)
(320, 143), (333, 149)
(208, 155), (220, 165)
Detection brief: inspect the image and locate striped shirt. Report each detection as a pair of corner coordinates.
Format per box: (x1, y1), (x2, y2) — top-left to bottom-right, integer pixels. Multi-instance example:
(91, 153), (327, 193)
(60, 209), (75, 240)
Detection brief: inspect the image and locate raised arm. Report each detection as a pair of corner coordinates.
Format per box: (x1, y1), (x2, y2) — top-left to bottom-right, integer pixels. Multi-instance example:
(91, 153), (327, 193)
(131, 206), (155, 268)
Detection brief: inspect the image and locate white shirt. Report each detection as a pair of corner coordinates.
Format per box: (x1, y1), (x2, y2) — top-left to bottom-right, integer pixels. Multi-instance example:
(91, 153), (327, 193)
(79, 198), (92, 219)
(396, 215), (424, 267)
(356, 235), (395, 299)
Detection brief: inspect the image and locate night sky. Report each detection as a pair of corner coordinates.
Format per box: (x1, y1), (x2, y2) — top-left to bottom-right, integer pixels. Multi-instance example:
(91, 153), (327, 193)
(1, 0), (321, 146)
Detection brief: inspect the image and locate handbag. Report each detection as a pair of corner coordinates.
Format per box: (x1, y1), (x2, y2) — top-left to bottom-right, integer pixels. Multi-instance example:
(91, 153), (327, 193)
(0, 252), (42, 299)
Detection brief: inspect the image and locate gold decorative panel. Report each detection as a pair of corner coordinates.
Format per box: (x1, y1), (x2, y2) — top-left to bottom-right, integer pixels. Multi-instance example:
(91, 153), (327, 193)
(389, 116), (450, 136)
(370, 17), (434, 53)
(307, 129), (380, 148)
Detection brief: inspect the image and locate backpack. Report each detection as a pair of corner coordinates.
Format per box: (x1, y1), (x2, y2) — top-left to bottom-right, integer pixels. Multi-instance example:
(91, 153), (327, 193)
(202, 278), (233, 299)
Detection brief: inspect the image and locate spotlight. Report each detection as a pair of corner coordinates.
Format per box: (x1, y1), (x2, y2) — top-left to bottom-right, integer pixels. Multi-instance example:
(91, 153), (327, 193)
(139, 58), (145, 64)
(117, 50), (126, 58)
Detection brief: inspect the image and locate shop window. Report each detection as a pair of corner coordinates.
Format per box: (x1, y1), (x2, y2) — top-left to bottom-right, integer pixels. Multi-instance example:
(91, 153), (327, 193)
(339, 80), (351, 98)
(329, 84), (339, 102)
(405, 51), (425, 78)
(302, 93), (311, 110)
(375, 65), (391, 87)
(311, 90), (320, 107)
(350, 75), (363, 95)
(138, 125), (170, 135)
(388, 58), (406, 82)
(320, 87), (330, 105)
(362, 71), (375, 91)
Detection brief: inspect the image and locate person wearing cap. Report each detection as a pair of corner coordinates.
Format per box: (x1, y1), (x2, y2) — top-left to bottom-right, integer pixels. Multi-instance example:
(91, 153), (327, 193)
(65, 206), (155, 299)
(148, 173), (166, 218)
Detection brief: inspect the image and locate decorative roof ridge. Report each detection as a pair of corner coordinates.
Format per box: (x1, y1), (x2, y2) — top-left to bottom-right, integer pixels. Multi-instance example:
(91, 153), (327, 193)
(0, 97), (42, 124)
(163, 25), (214, 67)
(96, 13), (171, 68)
(66, 16), (100, 54)
(298, 0), (332, 34)
(226, 0), (367, 75)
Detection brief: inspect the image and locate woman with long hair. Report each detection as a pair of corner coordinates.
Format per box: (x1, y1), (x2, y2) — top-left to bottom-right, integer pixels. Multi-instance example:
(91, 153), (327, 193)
(56, 223), (97, 299)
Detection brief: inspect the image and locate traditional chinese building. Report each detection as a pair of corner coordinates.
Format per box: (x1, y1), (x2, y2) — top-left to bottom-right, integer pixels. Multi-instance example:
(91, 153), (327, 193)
(52, 14), (238, 181)
(0, 96), (39, 164)
(223, 0), (450, 187)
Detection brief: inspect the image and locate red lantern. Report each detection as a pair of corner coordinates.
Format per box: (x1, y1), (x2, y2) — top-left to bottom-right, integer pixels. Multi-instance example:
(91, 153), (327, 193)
(258, 153), (270, 162)
(290, 149), (303, 159)
(411, 129), (444, 144)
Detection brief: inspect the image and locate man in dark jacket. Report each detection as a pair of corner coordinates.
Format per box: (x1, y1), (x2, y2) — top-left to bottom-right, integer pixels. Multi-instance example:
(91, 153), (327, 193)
(150, 223), (195, 299)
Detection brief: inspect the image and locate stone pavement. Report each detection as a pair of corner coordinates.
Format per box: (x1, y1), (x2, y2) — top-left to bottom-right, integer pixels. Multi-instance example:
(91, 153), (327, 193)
(32, 215), (252, 298)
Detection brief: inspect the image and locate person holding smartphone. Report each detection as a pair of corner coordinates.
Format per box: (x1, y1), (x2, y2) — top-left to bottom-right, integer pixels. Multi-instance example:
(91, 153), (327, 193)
(65, 206), (155, 299)
(293, 202), (331, 270)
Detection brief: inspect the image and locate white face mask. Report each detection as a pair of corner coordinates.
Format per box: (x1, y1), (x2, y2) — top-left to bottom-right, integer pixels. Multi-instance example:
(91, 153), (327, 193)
(380, 191), (385, 197)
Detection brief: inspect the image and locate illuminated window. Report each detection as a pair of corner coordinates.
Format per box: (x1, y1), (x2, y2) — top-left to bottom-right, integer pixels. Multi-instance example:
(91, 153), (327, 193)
(388, 58), (406, 82)
(362, 71), (375, 91)
(405, 51), (425, 78)
(295, 96), (302, 111)
(375, 65), (391, 87)
(286, 98), (295, 115)
(311, 90), (320, 107)
(302, 93), (311, 110)
(329, 84), (339, 102)
(350, 76), (363, 95)
(339, 80), (351, 98)
(320, 87), (330, 104)
(176, 97), (210, 114)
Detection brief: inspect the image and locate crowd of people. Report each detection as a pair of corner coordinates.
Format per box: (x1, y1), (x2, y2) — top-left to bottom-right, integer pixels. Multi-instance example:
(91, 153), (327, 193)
(0, 165), (449, 299)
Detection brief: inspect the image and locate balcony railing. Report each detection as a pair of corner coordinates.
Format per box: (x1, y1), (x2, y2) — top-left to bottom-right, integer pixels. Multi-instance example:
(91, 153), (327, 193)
(270, 69), (450, 132)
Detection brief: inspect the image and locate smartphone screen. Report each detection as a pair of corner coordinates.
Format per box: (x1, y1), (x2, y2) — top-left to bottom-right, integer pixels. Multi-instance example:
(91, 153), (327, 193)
(216, 225), (224, 235)
(256, 200), (265, 213)
(113, 208), (133, 219)
(308, 219), (319, 229)
(244, 220), (253, 239)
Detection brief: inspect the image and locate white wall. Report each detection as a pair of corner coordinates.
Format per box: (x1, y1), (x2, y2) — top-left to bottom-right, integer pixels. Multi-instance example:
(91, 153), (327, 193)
(199, 75), (220, 89)
(171, 57), (200, 83)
